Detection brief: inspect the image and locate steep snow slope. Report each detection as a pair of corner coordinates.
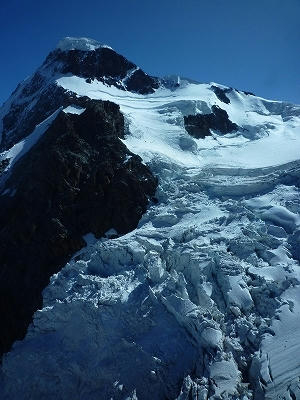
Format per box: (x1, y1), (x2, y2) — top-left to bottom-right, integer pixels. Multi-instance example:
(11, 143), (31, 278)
(1, 55), (300, 399)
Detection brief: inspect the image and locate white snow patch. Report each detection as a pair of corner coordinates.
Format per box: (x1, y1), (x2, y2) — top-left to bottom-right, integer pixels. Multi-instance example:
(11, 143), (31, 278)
(56, 37), (113, 52)
(63, 105), (86, 115)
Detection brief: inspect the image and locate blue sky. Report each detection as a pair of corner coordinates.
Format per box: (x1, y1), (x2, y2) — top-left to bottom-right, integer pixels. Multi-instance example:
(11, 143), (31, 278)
(1, 0), (299, 105)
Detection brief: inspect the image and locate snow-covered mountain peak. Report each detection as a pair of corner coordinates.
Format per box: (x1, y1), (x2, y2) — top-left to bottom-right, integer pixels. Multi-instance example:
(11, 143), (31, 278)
(0, 38), (160, 150)
(1, 39), (300, 400)
(56, 36), (113, 52)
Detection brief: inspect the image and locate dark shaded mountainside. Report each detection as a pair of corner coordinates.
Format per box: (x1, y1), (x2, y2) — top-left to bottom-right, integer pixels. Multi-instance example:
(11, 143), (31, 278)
(0, 45), (159, 357)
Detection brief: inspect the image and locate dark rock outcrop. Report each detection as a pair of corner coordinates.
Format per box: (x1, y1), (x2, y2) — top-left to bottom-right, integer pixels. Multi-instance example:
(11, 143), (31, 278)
(0, 159), (9, 175)
(44, 47), (160, 95)
(210, 85), (255, 104)
(211, 85), (231, 104)
(0, 100), (158, 357)
(1, 47), (160, 151)
(126, 68), (159, 95)
(2, 84), (78, 150)
(184, 105), (238, 138)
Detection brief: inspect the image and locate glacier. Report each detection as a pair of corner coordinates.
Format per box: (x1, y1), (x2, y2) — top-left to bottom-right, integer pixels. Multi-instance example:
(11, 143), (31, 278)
(0, 43), (300, 400)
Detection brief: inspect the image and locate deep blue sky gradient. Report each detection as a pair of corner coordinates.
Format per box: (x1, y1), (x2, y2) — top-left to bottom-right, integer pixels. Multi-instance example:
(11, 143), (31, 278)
(1, 0), (300, 105)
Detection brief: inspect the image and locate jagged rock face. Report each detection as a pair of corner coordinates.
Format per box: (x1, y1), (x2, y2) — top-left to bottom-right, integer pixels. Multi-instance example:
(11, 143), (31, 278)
(211, 85), (231, 104)
(2, 84), (81, 150)
(184, 105), (238, 138)
(0, 100), (157, 356)
(0, 47), (159, 151)
(45, 47), (159, 94)
(210, 86), (255, 104)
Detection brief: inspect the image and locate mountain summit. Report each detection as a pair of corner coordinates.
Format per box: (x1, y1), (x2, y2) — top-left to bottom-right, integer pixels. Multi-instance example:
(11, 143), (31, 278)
(0, 37), (159, 151)
(56, 37), (113, 51)
(0, 38), (300, 400)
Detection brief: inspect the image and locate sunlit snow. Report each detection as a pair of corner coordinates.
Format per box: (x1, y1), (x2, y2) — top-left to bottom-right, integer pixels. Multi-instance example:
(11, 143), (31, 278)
(63, 105), (86, 115)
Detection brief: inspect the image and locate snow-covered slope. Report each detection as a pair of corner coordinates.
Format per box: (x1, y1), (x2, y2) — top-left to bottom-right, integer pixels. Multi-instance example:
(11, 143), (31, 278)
(0, 39), (300, 400)
(55, 76), (300, 169)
